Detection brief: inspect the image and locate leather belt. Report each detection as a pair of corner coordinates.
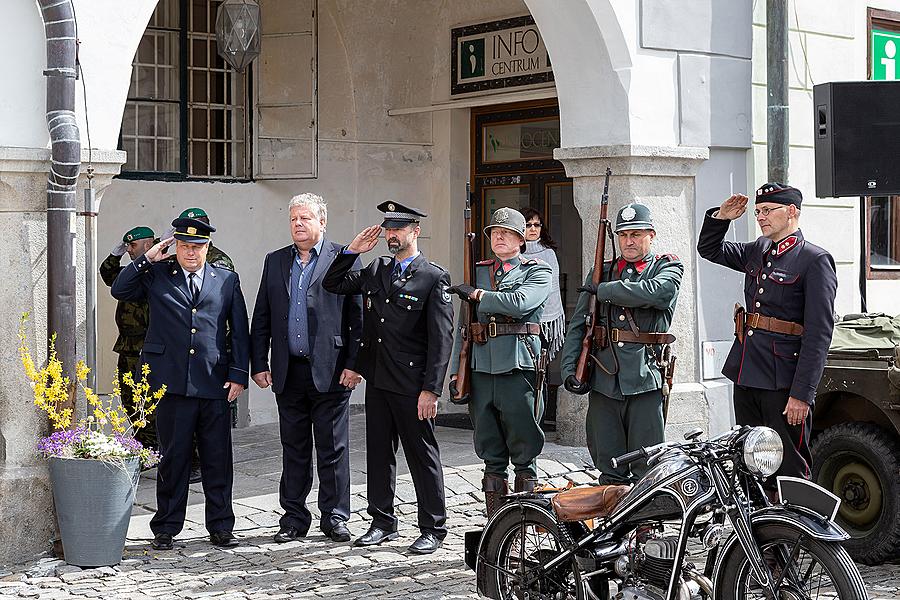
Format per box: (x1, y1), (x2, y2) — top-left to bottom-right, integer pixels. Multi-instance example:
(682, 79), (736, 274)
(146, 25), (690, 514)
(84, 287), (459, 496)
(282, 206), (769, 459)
(593, 325), (675, 345)
(470, 322), (541, 344)
(745, 312), (804, 336)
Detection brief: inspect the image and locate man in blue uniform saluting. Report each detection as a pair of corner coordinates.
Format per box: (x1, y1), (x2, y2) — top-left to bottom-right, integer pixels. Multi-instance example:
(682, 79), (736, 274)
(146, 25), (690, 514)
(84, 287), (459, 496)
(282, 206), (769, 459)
(697, 183), (837, 488)
(112, 216), (250, 551)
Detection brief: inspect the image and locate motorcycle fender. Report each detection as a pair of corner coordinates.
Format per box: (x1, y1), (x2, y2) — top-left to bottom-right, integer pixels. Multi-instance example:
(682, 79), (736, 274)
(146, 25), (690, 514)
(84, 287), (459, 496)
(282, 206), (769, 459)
(464, 529), (483, 571)
(747, 504), (850, 542)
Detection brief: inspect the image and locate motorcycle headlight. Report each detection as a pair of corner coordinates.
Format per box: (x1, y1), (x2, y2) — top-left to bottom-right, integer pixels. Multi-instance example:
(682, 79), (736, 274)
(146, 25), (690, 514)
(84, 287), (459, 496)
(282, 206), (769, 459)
(742, 426), (783, 477)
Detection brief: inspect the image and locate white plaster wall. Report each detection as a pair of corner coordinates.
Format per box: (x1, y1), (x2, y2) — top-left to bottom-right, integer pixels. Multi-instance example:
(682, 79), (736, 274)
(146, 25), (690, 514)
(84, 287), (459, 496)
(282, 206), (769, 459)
(0, 0), (157, 150)
(751, 0), (900, 316)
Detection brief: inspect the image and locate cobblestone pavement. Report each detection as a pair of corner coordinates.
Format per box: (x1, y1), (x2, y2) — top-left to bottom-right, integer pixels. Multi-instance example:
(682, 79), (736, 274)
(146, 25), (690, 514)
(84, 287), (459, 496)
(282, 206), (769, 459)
(1, 417), (897, 599)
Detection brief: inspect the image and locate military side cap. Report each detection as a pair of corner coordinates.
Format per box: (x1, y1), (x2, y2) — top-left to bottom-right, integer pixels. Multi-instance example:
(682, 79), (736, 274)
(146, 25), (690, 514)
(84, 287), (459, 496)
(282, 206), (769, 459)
(179, 207), (208, 219)
(377, 200), (427, 228)
(171, 217), (215, 243)
(755, 182), (802, 208)
(122, 226), (155, 243)
(614, 203), (654, 232)
(484, 207), (526, 239)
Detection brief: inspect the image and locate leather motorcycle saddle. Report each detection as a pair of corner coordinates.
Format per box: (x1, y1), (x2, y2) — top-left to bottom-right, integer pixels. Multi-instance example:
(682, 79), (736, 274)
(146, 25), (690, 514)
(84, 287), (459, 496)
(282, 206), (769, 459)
(551, 484), (631, 522)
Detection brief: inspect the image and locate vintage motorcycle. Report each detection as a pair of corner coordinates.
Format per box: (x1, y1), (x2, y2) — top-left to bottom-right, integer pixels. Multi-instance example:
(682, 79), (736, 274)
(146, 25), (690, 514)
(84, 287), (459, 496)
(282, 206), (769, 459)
(465, 426), (868, 600)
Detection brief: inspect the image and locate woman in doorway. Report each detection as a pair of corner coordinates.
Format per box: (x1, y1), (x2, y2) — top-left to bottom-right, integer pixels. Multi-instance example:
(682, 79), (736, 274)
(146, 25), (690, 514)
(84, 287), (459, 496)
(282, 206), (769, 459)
(521, 208), (565, 359)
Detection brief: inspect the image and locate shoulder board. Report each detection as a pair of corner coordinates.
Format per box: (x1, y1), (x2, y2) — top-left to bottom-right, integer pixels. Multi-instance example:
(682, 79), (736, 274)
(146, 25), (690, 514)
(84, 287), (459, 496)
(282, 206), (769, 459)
(655, 253), (679, 262)
(476, 259), (495, 266)
(520, 257), (547, 266)
(428, 261), (447, 272)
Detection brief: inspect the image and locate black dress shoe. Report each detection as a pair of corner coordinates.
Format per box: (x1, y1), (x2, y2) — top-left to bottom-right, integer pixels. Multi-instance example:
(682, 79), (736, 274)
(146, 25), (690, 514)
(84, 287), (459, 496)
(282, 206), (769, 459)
(151, 532), (173, 551)
(408, 533), (442, 555)
(353, 526), (399, 547)
(324, 523), (351, 543)
(273, 526), (305, 543)
(189, 466), (202, 484)
(209, 531), (239, 548)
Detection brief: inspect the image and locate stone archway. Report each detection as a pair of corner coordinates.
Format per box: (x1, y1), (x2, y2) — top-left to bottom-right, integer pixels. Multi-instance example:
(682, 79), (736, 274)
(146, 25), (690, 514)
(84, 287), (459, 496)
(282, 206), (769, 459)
(523, 0), (711, 446)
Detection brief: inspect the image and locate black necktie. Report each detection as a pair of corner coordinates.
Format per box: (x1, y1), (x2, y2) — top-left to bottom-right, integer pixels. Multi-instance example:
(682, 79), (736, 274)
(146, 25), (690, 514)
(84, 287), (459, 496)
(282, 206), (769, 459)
(189, 272), (199, 304)
(391, 262), (402, 283)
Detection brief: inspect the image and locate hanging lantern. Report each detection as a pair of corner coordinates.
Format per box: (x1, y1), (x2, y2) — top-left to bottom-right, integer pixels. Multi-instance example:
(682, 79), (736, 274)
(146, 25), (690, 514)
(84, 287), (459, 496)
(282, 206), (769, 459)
(215, 0), (261, 72)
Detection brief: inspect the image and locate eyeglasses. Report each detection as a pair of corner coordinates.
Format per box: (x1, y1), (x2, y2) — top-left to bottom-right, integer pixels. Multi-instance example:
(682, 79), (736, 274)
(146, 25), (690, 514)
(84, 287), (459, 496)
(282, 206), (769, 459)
(754, 206), (786, 218)
(525, 222), (542, 228)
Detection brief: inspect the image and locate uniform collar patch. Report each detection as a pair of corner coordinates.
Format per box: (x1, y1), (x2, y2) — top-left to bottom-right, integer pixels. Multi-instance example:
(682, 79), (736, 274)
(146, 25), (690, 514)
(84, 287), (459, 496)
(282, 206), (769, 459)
(774, 235), (799, 256)
(616, 257), (649, 274)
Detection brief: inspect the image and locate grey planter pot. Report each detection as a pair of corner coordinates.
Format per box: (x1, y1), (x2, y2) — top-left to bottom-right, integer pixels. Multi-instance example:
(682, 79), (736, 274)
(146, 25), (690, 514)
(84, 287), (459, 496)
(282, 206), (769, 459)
(48, 457), (140, 567)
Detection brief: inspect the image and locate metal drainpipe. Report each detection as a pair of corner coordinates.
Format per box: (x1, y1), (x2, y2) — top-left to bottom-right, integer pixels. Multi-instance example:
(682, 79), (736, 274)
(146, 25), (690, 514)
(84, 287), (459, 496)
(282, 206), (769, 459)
(39, 0), (81, 413)
(767, 0), (789, 183)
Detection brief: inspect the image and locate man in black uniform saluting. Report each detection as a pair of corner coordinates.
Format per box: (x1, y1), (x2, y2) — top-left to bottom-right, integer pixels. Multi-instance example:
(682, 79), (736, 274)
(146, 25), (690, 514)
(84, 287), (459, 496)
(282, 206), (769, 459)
(697, 183), (837, 487)
(323, 201), (454, 555)
(112, 217), (250, 550)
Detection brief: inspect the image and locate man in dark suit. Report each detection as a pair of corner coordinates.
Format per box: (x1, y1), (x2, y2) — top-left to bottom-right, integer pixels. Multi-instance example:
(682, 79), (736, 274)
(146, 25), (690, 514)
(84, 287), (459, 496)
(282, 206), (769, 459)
(323, 201), (454, 555)
(112, 217), (250, 551)
(250, 193), (363, 544)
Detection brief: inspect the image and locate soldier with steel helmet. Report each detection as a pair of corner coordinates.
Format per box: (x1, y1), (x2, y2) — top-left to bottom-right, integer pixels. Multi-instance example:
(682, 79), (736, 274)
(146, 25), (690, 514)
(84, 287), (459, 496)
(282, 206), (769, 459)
(448, 206), (552, 516)
(560, 202), (684, 485)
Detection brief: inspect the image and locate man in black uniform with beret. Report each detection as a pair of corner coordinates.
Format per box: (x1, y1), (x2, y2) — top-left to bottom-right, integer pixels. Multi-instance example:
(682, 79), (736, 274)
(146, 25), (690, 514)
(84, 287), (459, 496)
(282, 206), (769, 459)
(323, 201), (454, 555)
(697, 183), (837, 488)
(112, 217), (250, 550)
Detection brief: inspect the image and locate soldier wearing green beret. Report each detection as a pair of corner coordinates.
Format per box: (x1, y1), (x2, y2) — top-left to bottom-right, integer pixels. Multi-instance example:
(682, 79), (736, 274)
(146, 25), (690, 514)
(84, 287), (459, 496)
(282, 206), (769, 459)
(448, 207), (552, 516)
(100, 226), (157, 449)
(560, 203), (684, 485)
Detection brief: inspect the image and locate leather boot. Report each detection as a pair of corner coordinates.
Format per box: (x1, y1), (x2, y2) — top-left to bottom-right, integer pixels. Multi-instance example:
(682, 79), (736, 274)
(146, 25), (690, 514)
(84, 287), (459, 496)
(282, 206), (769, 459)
(514, 474), (538, 493)
(483, 474), (508, 518)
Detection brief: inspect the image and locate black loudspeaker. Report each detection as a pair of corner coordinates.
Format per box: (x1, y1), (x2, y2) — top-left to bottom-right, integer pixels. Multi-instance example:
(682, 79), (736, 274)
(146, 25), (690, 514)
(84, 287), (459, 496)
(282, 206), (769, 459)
(813, 80), (900, 198)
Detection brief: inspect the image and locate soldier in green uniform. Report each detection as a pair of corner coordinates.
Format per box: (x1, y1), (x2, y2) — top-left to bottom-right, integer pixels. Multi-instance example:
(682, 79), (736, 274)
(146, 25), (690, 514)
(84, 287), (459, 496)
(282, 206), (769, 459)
(448, 207), (552, 516)
(100, 226), (156, 449)
(560, 203), (683, 485)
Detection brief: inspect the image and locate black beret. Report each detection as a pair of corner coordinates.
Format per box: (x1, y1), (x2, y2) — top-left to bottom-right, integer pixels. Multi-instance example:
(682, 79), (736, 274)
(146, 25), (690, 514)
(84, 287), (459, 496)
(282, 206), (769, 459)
(755, 182), (802, 208)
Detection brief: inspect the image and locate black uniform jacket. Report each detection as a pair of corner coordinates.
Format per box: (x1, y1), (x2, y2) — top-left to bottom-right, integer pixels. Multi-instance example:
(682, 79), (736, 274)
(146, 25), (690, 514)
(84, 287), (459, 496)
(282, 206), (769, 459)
(697, 208), (837, 404)
(249, 241), (363, 395)
(322, 251), (454, 397)
(111, 255), (250, 400)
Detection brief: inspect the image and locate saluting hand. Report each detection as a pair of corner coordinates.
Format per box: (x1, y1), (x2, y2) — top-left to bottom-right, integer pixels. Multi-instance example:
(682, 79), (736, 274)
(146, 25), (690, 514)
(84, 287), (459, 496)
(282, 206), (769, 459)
(145, 237), (175, 263)
(346, 225), (382, 254)
(417, 390), (438, 420)
(715, 194), (749, 220)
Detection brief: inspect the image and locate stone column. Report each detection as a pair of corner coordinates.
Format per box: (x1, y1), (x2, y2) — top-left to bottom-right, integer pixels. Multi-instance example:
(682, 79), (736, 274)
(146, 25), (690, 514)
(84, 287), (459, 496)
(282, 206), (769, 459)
(0, 146), (124, 566)
(553, 144), (712, 448)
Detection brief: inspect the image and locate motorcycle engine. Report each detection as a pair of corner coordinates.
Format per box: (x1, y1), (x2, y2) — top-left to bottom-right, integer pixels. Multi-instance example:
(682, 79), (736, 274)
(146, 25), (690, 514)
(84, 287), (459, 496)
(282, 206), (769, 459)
(614, 536), (680, 600)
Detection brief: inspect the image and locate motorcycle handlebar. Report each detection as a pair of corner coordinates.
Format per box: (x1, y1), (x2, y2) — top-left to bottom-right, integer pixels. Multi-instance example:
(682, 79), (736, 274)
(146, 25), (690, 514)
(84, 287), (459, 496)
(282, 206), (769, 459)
(610, 443), (666, 469)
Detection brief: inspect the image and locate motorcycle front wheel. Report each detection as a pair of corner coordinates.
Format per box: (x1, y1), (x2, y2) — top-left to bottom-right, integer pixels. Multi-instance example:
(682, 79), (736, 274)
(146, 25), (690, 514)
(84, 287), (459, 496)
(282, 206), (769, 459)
(480, 504), (597, 600)
(715, 524), (868, 600)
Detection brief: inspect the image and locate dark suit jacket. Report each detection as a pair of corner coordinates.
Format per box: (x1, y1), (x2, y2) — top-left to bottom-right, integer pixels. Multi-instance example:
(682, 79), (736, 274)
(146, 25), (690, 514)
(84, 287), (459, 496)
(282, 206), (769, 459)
(250, 240), (363, 395)
(111, 256), (250, 400)
(322, 251), (454, 397)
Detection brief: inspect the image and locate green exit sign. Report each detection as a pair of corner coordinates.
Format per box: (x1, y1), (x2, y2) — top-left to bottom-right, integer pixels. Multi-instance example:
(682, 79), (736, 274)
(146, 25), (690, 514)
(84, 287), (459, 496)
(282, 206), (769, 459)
(872, 29), (900, 80)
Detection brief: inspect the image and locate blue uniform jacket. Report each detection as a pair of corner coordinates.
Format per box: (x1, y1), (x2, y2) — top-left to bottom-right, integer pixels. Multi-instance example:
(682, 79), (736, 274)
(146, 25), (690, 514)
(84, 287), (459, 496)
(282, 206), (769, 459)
(111, 254), (250, 400)
(697, 208), (837, 404)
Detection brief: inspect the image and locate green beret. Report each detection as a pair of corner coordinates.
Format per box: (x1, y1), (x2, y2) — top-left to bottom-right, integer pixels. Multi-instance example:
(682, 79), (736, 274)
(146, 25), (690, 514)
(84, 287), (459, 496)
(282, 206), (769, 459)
(122, 226), (155, 243)
(179, 207), (208, 219)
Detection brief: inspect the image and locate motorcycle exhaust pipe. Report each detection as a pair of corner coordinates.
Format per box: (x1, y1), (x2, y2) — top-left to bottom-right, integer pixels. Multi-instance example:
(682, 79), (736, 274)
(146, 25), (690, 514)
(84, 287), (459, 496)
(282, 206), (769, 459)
(682, 566), (714, 598)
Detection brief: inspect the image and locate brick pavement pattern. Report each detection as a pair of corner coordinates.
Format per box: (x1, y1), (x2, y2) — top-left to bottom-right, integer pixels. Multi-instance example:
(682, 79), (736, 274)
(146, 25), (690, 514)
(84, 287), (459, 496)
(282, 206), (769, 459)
(1, 418), (897, 599)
